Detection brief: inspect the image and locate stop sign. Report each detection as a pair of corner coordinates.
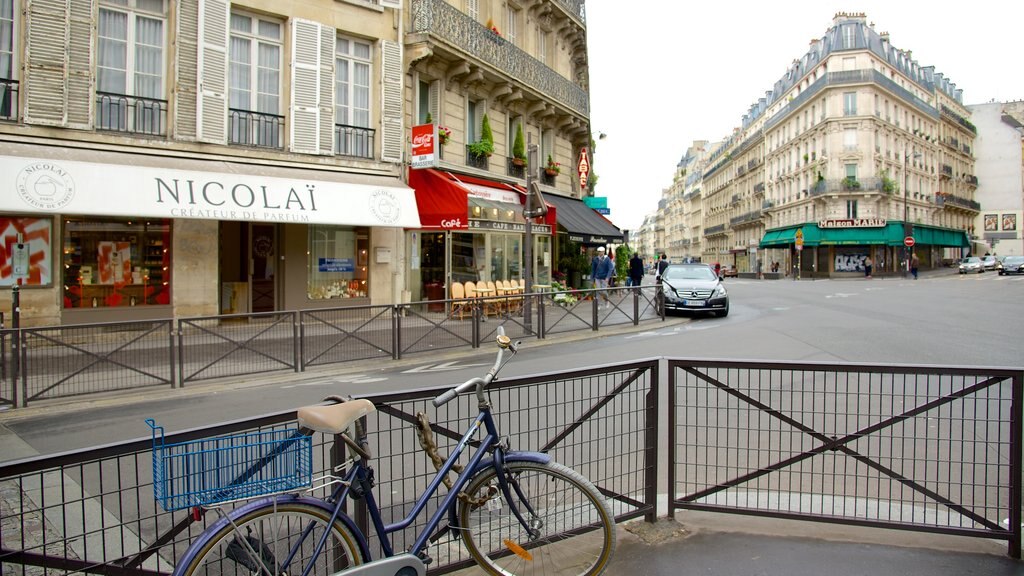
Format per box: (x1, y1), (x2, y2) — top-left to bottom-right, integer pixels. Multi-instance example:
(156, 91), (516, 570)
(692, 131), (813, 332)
(904, 236), (916, 247)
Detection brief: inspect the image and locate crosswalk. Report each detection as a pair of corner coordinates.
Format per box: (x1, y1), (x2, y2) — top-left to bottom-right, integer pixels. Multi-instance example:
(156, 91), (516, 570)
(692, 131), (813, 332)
(949, 272), (1024, 281)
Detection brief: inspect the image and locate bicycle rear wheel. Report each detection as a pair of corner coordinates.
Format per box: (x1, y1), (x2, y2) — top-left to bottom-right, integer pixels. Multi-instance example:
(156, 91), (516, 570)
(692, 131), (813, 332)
(175, 499), (365, 576)
(458, 461), (616, 576)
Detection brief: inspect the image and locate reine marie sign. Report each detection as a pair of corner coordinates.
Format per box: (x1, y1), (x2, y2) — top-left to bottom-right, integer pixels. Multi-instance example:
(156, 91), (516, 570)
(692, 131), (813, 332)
(818, 218), (887, 228)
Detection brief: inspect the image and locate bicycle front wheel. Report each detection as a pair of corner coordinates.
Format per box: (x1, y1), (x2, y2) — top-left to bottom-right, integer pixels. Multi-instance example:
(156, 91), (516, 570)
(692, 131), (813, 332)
(458, 461), (616, 576)
(175, 499), (366, 576)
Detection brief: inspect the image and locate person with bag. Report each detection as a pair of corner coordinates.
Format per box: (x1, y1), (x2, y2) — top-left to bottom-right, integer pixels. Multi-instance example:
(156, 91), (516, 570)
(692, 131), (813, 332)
(591, 247), (614, 307)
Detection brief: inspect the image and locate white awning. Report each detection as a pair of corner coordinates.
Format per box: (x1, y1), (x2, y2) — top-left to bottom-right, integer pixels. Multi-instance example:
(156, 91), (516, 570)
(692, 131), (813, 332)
(0, 141), (421, 228)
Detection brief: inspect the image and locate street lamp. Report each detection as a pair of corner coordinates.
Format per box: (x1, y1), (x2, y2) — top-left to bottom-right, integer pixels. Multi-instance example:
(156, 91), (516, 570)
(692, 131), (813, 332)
(903, 148), (922, 277)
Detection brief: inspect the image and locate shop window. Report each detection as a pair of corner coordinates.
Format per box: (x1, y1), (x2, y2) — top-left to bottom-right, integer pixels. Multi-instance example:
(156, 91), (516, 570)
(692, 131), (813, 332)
(1, 217), (53, 287)
(307, 225), (368, 299)
(62, 218), (171, 308)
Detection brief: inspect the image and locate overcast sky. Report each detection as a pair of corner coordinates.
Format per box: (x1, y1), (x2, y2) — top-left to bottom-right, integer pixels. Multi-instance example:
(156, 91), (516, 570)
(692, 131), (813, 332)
(586, 1), (1024, 235)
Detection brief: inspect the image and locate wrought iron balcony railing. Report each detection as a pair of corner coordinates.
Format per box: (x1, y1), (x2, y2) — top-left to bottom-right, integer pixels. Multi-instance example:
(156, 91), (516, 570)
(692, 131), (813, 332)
(730, 210), (763, 227)
(465, 145), (489, 170)
(410, 0), (588, 117)
(507, 158), (526, 179)
(95, 92), (167, 136)
(334, 124), (375, 159)
(936, 193), (981, 211)
(1, 78), (18, 121)
(229, 108), (284, 149)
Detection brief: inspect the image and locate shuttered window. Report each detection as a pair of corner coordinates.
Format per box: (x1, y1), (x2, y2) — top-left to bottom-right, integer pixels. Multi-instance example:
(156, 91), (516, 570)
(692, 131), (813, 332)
(335, 36), (372, 157)
(96, 0), (166, 133)
(228, 11), (282, 148)
(505, 6), (518, 45)
(1, 0), (16, 119)
(466, 0), (478, 20)
(379, 40), (402, 162)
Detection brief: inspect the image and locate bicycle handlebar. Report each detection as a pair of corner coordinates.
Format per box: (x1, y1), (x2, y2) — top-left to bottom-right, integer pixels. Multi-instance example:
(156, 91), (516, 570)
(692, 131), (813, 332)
(432, 327), (518, 407)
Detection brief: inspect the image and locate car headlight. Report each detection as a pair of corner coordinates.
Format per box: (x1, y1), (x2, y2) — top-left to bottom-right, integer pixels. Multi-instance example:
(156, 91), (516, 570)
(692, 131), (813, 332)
(712, 285), (728, 298)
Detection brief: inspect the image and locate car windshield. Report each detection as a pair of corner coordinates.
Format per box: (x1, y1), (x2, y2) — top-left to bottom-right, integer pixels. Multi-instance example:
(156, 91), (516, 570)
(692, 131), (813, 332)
(962, 257), (981, 263)
(1004, 256), (1024, 264)
(663, 266), (717, 281)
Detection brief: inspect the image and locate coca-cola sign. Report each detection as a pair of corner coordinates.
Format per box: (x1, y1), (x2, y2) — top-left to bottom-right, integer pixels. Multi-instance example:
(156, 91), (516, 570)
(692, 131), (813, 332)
(411, 124), (438, 169)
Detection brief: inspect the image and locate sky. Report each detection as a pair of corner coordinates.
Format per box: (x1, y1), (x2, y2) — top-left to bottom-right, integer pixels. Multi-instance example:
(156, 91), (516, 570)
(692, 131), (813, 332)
(586, 1), (1024, 234)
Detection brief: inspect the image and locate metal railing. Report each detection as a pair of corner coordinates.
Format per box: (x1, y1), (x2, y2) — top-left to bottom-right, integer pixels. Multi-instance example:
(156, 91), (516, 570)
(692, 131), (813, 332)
(0, 360), (658, 574)
(506, 157), (526, 179)
(95, 92), (168, 136)
(1, 78), (19, 121)
(464, 146), (489, 170)
(229, 108), (284, 149)
(668, 359), (1022, 558)
(334, 123), (375, 158)
(1, 288), (663, 406)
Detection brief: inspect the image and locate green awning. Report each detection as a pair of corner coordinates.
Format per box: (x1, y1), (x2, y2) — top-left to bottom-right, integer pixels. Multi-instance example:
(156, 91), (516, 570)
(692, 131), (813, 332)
(760, 222), (969, 248)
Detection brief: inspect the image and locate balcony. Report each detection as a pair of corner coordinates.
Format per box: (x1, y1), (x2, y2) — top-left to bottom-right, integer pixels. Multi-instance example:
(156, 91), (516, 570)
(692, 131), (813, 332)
(935, 193), (981, 211)
(410, 0), (588, 117)
(762, 200), (775, 210)
(507, 158), (526, 179)
(753, 182), (765, 194)
(730, 210), (763, 227)
(229, 109), (284, 149)
(334, 124), (375, 159)
(704, 224), (727, 236)
(1, 78), (18, 121)
(940, 164), (953, 179)
(95, 92), (167, 136)
(964, 174), (979, 187)
(465, 145), (489, 170)
(809, 177), (883, 197)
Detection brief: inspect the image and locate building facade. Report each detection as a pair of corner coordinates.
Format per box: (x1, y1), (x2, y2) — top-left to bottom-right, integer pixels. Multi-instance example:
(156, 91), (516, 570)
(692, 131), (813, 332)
(647, 13), (978, 278)
(968, 101), (1024, 256)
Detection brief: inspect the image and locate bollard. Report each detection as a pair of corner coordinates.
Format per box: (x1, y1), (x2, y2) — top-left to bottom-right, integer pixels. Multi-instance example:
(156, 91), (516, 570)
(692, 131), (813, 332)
(12, 280), (21, 407)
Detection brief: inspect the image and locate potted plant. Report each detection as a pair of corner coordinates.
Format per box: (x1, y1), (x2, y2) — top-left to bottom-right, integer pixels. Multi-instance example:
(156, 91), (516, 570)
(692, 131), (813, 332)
(424, 113), (450, 146)
(544, 154), (560, 176)
(842, 176), (861, 191)
(467, 114), (494, 158)
(511, 124), (527, 166)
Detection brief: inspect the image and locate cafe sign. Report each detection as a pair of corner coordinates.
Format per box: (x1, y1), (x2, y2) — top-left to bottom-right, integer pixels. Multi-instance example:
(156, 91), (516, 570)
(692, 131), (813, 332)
(818, 218), (887, 228)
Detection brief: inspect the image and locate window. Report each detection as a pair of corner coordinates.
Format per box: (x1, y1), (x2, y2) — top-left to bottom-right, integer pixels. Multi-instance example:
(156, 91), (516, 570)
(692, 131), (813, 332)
(845, 163), (857, 179)
(846, 200), (858, 219)
(96, 0), (167, 134)
(843, 128), (857, 150)
(537, 29), (549, 64)
(229, 12), (282, 148)
(335, 36), (372, 157)
(63, 218), (172, 308)
(1, 217), (51, 287)
(466, 99), (481, 143)
(1, 0), (16, 119)
(417, 80), (430, 124)
(505, 6), (518, 44)
(307, 225), (369, 300)
(843, 92), (856, 116)
(842, 27), (855, 50)
(465, 0), (478, 20)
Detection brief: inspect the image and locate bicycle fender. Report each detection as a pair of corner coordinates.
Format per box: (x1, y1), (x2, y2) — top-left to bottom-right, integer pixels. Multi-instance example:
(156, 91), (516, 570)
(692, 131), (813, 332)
(173, 495), (372, 575)
(446, 451), (552, 532)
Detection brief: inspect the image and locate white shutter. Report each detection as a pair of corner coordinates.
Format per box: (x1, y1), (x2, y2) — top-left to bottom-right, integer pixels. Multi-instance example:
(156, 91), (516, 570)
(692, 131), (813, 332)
(428, 80), (440, 123)
(289, 18), (320, 154)
(176, 0), (200, 140)
(66, 0), (93, 128)
(23, 0), (70, 126)
(380, 39), (403, 163)
(380, 0), (401, 8)
(317, 25), (335, 155)
(196, 0), (228, 143)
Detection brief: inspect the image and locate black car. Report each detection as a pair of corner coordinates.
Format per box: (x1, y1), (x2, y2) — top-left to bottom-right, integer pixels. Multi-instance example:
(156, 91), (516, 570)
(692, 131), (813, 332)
(998, 255), (1024, 275)
(659, 264), (729, 317)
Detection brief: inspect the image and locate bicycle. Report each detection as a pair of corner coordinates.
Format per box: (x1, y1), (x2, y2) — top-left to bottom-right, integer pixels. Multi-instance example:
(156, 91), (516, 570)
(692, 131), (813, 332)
(149, 327), (616, 576)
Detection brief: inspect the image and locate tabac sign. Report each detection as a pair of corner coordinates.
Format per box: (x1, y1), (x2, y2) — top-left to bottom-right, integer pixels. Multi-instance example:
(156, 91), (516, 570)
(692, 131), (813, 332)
(577, 147), (590, 190)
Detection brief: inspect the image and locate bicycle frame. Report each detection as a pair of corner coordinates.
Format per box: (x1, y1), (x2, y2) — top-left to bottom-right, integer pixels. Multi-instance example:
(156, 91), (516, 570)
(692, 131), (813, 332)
(296, 401), (549, 572)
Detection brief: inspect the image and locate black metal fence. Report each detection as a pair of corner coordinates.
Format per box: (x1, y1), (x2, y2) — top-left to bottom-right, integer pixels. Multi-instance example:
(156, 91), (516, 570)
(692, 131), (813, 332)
(0, 360), (658, 575)
(668, 359), (1023, 557)
(1, 288), (662, 407)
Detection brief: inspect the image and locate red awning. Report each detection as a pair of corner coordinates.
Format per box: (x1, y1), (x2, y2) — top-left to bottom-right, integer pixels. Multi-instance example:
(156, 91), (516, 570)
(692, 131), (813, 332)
(408, 168), (555, 230)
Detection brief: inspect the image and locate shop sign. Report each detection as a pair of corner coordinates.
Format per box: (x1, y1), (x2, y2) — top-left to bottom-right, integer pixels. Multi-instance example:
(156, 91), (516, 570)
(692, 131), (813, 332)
(470, 220), (551, 234)
(577, 147), (590, 189)
(818, 218), (886, 228)
(1, 156), (422, 228)
(410, 124), (438, 169)
(318, 257), (354, 272)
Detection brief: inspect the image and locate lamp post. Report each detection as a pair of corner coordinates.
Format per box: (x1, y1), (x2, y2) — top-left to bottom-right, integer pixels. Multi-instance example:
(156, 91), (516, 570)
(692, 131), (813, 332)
(903, 148), (922, 277)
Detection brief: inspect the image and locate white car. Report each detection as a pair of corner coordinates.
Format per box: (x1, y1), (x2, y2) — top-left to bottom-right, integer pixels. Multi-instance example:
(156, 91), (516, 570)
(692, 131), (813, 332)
(958, 257), (984, 274)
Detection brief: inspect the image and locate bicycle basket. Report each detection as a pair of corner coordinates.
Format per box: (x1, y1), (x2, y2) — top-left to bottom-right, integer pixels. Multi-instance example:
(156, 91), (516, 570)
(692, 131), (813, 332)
(147, 419), (312, 512)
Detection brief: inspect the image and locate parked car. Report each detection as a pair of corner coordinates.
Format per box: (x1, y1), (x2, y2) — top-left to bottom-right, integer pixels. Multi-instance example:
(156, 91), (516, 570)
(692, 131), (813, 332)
(958, 257), (984, 274)
(658, 264), (729, 317)
(998, 255), (1024, 275)
(981, 255), (998, 270)
(721, 265), (739, 278)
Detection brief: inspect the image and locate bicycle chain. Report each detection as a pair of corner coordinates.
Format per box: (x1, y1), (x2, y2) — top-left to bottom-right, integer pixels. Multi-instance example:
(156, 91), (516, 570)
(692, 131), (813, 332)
(414, 412), (494, 507)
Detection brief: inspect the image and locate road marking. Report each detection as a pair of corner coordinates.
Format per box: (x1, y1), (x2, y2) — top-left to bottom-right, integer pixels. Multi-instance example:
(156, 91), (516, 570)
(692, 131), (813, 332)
(402, 361), (487, 373)
(825, 293), (858, 299)
(282, 375), (388, 387)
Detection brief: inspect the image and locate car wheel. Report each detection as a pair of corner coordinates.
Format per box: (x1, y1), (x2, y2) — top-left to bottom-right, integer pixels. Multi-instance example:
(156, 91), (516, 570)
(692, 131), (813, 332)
(716, 305), (729, 318)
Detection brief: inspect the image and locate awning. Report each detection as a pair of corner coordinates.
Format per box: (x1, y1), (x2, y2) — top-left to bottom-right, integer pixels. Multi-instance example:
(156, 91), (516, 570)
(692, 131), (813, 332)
(541, 192), (623, 244)
(408, 168), (556, 231)
(0, 140), (420, 227)
(760, 222), (969, 248)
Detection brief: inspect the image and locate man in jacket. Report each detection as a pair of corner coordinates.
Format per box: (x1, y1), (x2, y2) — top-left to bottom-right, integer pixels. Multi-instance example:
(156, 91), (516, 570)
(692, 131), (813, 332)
(629, 253), (644, 290)
(591, 246), (613, 307)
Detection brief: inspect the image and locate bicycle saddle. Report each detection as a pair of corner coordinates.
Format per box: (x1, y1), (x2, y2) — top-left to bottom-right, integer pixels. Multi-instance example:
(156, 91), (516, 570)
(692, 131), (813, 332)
(298, 398), (376, 435)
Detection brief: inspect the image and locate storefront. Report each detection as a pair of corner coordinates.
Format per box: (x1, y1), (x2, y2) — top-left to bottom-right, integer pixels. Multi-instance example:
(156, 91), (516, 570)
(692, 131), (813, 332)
(540, 193), (623, 288)
(759, 219), (969, 278)
(407, 169), (554, 303)
(1, 142), (419, 326)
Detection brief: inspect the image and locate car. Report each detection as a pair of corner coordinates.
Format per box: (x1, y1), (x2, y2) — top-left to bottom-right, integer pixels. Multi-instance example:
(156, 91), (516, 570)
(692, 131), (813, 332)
(721, 265), (739, 278)
(998, 255), (1024, 275)
(981, 255), (998, 270)
(658, 263), (729, 317)
(958, 256), (984, 274)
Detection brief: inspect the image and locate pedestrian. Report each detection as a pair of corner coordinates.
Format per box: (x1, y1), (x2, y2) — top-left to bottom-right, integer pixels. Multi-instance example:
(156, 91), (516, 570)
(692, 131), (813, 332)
(864, 255), (873, 279)
(910, 252), (920, 280)
(714, 262), (721, 279)
(591, 246), (613, 307)
(655, 253), (669, 282)
(629, 252), (644, 290)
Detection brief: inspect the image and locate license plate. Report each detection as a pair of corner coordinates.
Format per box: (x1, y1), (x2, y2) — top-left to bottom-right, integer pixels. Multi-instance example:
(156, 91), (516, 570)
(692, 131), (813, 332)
(682, 299), (704, 306)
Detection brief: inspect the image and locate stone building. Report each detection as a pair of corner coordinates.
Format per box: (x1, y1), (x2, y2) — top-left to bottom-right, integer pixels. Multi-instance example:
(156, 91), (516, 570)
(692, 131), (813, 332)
(968, 101), (1024, 256)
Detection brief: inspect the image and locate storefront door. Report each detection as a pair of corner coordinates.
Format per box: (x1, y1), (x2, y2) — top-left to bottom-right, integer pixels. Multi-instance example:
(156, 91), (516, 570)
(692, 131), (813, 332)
(220, 222), (277, 314)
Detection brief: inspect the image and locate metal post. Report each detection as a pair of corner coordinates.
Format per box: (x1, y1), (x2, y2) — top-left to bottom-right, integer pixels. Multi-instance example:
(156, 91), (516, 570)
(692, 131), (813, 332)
(523, 139), (538, 334)
(11, 281), (20, 407)
(903, 151), (909, 278)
